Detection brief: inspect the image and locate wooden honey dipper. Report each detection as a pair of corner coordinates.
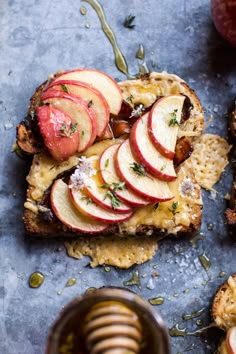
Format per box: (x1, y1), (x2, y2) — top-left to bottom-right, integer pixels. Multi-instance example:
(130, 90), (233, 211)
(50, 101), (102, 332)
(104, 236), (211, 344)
(45, 287), (170, 354)
(83, 301), (143, 354)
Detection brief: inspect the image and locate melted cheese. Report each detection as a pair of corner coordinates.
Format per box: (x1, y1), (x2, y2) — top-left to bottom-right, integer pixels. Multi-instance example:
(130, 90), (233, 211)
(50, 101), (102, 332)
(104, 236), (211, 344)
(26, 140), (119, 202)
(120, 160), (202, 235)
(27, 153), (80, 201)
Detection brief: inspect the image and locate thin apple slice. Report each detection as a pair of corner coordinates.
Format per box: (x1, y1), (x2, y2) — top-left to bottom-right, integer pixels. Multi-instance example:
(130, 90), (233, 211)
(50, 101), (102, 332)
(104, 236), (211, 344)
(83, 156), (132, 213)
(52, 68), (122, 115)
(51, 179), (108, 233)
(148, 95), (185, 159)
(100, 144), (149, 207)
(37, 106), (79, 162)
(69, 180), (133, 223)
(130, 113), (176, 181)
(227, 327), (236, 354)
(115, 139), (173, 202)
(41, 89), (97, 152)
(45, 80), (110, 137)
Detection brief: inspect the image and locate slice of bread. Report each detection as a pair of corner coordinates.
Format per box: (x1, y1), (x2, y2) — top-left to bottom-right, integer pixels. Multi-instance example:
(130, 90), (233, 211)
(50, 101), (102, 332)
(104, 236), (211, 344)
(18, 71), (204, 239)
(212, 273), (236, 331)
(212, 274), (236, 354)
(15, 70), (207, 267)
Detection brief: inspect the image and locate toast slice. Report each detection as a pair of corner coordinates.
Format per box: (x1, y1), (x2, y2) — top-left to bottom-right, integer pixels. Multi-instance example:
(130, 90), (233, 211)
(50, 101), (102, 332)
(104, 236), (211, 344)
(17, 71), (204, 239)
(212, 274), (236, 332)
(212, 274), (236, 354)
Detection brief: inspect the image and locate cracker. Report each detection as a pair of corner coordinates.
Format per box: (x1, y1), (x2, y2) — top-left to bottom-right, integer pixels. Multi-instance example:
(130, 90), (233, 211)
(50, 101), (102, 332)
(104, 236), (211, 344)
(190, 134), (231, 190)
(64, 236), (158, 269)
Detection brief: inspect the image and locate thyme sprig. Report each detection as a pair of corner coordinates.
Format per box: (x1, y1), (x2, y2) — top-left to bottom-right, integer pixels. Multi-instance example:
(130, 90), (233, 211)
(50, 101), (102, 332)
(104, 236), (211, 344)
(130, 162), (146, 176)
(59, 122), (78, 137)
(168, 109), (179, 127)
(168, 201), (179, 215)
(104, 190), (121, 209)
(101, 181), (126, 209)
(101, 181), (126, 191)
(81, 196), (94, 205)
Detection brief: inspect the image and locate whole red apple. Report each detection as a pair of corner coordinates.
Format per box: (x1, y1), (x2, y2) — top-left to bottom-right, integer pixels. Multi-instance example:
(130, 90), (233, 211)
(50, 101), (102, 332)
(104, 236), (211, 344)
(211, 0), (236, 47)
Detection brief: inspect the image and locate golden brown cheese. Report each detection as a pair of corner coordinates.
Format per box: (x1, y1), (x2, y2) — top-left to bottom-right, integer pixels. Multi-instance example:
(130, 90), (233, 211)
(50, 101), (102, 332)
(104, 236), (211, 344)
(120, 158), (202, 235)
(64, 235), (158, 268)
(25, 140), (119, 206)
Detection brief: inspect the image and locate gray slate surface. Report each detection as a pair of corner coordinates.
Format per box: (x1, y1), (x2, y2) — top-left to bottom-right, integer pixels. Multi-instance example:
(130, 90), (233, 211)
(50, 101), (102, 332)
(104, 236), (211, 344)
(0, 0), (236, 353)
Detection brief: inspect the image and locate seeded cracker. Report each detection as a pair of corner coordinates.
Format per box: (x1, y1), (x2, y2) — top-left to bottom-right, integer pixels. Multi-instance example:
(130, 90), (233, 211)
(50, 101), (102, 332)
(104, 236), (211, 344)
(190, 133), (231, 190)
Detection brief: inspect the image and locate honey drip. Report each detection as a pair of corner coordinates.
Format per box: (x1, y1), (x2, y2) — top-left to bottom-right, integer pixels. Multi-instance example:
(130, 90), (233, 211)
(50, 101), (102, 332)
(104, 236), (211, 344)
(82, 0), (130, 77)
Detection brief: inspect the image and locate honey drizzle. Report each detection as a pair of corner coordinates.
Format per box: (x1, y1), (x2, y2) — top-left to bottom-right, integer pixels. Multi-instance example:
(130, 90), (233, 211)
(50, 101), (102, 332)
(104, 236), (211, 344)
(82, 0), (130, 77)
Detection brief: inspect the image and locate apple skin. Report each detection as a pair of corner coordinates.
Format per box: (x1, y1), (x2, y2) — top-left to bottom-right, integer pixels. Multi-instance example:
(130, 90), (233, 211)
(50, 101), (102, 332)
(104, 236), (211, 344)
(69, 181), (133, 223)
(148, 95), (185, 159)
(226, 327), (236, 354)
(41, 89), (97, 152)
(99, 143), (149, 207)
(130, 113), (176, 181)
(51, 179), (108, 233)
(44, 79), (110, 137)
(36, 105), (79, 162)
(211, 0), (236, 47)
(52, 68), (123, 115)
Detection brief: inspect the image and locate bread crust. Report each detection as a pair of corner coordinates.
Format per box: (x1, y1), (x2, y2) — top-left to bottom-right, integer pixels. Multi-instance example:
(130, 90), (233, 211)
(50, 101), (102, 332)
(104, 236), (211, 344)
(17, 71), (204, 239)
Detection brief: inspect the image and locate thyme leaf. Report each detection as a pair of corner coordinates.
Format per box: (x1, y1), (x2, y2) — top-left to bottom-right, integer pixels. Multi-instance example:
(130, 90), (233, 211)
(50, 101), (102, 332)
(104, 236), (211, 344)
(123, 15), (136, 29)
(126, 94), (134, 104)
(168, 109), (179, 127)
(88, 100), (93, 108)
(101, 181), (126, 192)
(59, 122), (78, 137)
(104, 190), (121, 209)
(81, 196), (94, 205)
(104, 158), (110, 167)
(130, 162), (146, 176)
(61, 84), (69, 93)
(101, 181), (126, 209)
(168, 201), (179, 215)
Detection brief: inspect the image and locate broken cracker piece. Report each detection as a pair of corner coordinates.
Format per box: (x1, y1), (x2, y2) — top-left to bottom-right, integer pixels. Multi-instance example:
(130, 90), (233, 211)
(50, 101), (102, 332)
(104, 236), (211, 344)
(190, 134), (231, 190)
(64, 236), (158, 269)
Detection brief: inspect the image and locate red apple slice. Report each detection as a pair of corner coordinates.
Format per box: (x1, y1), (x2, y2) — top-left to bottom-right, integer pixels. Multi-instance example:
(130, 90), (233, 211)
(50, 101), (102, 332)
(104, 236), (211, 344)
(115, 140), (173, 202)
(99, 144), (149, 207)
(227, 327), (236, 354)
(36, 106), (79, 162)
(148, 95), (185, 159)
(41, 89), (97, 152)
(52, 68), (122, 115)
(130, 113), (176, 181)
(51, 179), (108, 233)
(83, 156), (132, 213)
(45, 80), (110, 137)
(69, 181), (133, 223)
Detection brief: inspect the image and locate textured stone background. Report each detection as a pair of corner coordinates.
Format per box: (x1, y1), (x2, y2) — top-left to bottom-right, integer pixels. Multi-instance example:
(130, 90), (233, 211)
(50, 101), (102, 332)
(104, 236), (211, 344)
(0, 0), (236, 353)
